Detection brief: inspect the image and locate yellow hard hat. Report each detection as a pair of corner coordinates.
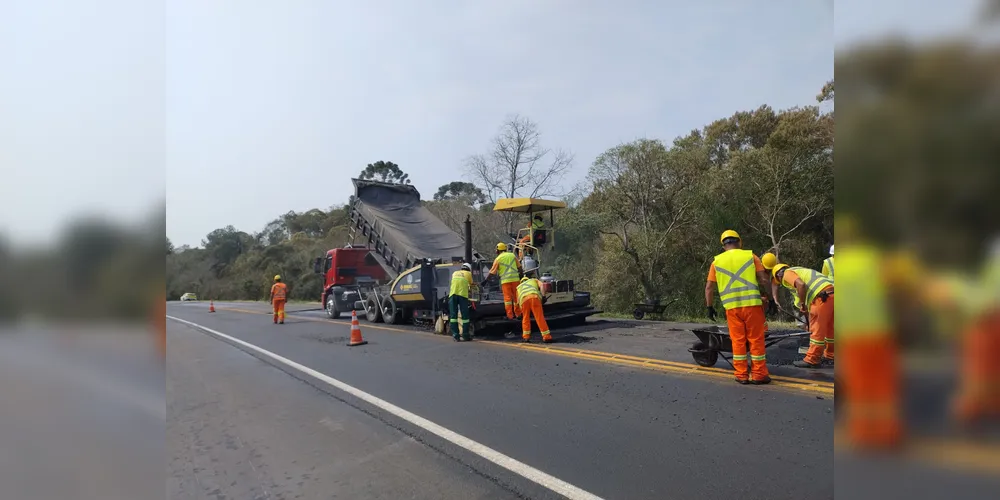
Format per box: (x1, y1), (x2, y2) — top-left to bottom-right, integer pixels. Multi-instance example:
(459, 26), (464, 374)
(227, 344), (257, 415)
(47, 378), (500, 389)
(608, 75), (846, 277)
(761, 252), (778, 270)
(274, 274), (281, 281)
(720, 230), (740, 244)
(771, 263), (789, 280)
(496, 242), (507, 252)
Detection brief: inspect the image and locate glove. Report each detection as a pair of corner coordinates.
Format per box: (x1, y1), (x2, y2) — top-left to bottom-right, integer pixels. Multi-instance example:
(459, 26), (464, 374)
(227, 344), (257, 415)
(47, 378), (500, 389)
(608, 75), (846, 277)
(767, 300), (777, 315)
(470, 301), (477, 310)
(706, 306), (717, 322)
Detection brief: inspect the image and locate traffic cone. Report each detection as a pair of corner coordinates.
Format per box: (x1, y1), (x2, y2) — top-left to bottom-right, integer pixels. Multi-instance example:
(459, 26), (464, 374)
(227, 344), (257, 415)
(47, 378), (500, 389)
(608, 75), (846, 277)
(209, 300), (216, 313)
(348, 310), (367, 346)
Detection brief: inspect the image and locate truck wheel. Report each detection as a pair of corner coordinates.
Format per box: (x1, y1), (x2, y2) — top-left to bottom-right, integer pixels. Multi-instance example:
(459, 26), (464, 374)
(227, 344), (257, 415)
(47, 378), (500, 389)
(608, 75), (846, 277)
(365, 296), (383, 323)
(633, 309), (645, 320)
(326, 296), (341, 319)
(382, 298), (399, 325)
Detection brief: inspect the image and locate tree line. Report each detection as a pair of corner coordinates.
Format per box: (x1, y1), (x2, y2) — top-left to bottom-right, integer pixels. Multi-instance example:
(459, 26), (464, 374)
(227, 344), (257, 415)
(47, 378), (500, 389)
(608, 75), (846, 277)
(167, 82), (835, 319)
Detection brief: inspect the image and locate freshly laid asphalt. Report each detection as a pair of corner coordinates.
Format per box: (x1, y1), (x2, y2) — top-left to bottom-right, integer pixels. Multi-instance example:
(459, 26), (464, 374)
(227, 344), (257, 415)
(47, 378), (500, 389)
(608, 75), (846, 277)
(168, 301), (834, 499)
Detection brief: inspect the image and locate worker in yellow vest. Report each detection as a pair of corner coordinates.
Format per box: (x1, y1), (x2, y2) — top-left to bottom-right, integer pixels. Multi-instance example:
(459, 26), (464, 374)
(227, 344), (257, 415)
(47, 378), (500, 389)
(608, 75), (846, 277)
(448, 263), (475, 341)
(517, 272), (552, 343)
(484, 243), (523, 319)
(951, 241), (1000, 426)
(822, 245), (835, 278)
(705, 230), (774, 384)
(836, 216), (904, 450)
(771, 264), (835, 367)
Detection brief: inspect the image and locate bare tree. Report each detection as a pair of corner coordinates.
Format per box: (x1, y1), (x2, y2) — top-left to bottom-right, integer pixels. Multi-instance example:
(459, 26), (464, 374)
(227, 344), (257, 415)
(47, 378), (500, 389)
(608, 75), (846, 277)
(465, 115), (574, 203)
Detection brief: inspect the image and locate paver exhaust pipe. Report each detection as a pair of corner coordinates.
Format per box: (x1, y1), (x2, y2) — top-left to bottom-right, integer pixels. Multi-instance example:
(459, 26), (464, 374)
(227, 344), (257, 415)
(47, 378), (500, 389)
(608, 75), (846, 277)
(464, 214), (473, 264)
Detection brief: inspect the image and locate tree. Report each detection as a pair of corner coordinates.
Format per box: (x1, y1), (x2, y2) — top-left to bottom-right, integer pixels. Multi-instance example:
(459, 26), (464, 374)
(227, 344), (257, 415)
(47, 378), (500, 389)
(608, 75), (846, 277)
(358, 161), (410, 184)
(166, 237), (174, 255)
(433, 181), (487, 205)
(587, 139), (702, 302)
(464, 115), (573, 203)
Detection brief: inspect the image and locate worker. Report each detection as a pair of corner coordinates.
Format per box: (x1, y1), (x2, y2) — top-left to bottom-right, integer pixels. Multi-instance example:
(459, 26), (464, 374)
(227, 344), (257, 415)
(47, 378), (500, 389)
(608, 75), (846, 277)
(449, 263), (475, 342)
(517, 271), (552, 343)
(771, 263), (835, 367)
(483, 243), (523, 319)
(762, 251), (808, 327)
(835, 222), (904, 450)
(951, 238), (1000, 427)
(270, 274), (288, 324)
(705, 230), (773, 385)
(822, 245), (835, 278)
(519, 215), (546, 247)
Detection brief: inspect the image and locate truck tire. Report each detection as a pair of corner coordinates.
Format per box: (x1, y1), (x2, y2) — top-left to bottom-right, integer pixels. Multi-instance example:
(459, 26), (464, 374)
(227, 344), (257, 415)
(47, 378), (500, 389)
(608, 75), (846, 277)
(365, 296), (383, 323)
(325, 295), (341, 319)
(382, 297), (399, 325)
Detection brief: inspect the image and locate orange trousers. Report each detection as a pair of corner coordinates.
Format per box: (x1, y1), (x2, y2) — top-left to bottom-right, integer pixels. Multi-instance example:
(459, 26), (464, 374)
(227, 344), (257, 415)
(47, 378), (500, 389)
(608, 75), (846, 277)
(804, 291), (835, 364)
(272, 299), (286, 323)
(840, 335), (901, 449)
(726, 305), (769, 381)
(953, 312), (1000, 425)
(521, 296), (551, 341)
(501, 282), (520, 319)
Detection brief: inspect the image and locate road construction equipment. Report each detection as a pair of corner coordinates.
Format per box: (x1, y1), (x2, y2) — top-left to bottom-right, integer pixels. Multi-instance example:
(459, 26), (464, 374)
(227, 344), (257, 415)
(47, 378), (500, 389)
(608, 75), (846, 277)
(315, 179), (596, 333)
(689, 325), (809, 368)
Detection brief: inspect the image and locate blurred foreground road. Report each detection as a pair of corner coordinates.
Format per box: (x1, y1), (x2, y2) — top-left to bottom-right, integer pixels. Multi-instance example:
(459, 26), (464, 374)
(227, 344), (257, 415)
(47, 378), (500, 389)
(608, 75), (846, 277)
(168, 302), (833, 499)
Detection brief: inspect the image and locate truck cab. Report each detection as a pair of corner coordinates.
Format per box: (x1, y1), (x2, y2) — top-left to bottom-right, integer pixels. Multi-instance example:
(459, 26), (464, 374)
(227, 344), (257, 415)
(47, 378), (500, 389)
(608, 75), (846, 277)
(314, 247), (388, 318)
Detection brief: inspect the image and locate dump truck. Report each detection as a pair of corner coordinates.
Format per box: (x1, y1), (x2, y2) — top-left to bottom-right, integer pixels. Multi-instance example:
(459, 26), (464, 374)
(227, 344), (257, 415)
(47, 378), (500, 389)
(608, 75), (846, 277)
(314, 178), (598, 335)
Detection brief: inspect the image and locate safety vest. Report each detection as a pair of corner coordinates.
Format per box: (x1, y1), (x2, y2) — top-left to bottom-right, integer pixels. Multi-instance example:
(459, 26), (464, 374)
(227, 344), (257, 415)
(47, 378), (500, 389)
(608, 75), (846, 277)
(517, 278), (542, 305)
(531, 219), (544, 230)
(836, 246), (891, 335)
(823, 257), (835, 278)
(782, 267), (834, 306)
(271, 283), (287, 300)
(449, 270), (472, 298)
(713, 249), (763, 310)
(495, 252), (520, 284)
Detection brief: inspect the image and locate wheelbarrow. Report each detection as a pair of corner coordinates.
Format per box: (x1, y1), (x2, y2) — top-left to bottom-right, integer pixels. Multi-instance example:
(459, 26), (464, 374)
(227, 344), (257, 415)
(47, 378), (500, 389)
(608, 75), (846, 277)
(632, 298), (679, 320)
(688, 325), (810, 368)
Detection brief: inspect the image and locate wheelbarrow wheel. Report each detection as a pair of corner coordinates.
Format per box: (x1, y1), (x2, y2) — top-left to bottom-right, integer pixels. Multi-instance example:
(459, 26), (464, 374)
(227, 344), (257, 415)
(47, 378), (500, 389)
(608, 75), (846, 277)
(691, 341), (719, 367)
(633, 309), (645, 320)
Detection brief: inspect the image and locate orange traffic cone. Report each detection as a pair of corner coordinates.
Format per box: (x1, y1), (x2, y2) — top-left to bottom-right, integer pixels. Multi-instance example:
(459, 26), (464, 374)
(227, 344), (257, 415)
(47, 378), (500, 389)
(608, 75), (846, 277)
(348, 310), (367, 346)
(209, 300), (216, 313)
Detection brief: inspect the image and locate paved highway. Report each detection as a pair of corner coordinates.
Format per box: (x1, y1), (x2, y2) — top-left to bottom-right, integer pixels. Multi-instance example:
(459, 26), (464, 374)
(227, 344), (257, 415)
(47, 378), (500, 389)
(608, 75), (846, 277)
(168, 301), (834, 499)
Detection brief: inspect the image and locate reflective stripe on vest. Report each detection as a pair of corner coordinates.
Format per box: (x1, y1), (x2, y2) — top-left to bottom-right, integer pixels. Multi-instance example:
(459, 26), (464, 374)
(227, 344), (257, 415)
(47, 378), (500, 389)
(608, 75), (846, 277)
(517, 279), (541, 305)
(713, 249), (763, 310)
(496, 252), (520, 284)
(786, 267), (833, 305)
(823, 257), (835, 278)
(449, 270), (472, 298)
(836, 246), (890, 335)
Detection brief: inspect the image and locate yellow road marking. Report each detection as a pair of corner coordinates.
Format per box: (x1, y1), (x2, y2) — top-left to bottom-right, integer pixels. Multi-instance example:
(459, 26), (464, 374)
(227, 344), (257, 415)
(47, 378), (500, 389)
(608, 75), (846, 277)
(834, 428), (1000, 475)
(212, 305), (834, 396)
(485, 341), (834, 396)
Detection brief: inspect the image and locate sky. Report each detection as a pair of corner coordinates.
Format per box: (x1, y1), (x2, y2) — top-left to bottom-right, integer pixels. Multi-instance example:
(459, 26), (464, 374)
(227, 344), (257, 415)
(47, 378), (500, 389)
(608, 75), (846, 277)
(0, 1), (983, 248)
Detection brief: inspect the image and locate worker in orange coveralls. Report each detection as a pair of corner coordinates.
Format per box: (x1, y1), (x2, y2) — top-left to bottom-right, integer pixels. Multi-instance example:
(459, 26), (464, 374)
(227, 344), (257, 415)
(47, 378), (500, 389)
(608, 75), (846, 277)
(951, 239), (1000, 427)
(705, 230), (774, 385)
(836, 217), (905, 450)
(270, 274), (288, 324)
(483, 243), (523, 319)
(517, 272), (552, 343)
(771, 263), (835, 368)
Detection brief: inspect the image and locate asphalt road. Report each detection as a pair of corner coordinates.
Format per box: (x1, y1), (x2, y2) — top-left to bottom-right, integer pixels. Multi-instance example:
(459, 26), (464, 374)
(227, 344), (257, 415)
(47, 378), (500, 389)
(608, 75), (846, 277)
(169, 301), (834, 499)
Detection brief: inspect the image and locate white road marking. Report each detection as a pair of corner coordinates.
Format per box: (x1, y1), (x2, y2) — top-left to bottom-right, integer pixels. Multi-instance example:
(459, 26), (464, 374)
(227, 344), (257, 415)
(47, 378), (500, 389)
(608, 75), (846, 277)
(167, 315), (604, 500)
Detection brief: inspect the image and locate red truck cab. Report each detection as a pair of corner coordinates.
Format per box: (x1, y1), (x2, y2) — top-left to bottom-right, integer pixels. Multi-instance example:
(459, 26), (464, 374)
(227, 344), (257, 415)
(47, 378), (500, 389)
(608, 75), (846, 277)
(314, 247), (388, 318)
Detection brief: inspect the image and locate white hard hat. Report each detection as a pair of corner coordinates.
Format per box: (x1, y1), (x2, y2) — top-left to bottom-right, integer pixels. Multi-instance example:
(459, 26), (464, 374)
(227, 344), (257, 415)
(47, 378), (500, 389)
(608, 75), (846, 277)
(829, 244), (834, 256)
(461, 262), (472, 271)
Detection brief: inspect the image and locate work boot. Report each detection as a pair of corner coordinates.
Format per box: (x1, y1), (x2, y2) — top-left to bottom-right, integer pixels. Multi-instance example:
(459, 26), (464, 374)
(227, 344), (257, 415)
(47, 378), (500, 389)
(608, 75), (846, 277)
(822, 357), (835, 367)
(462, 335), (472, 342)
(453, 336), (461, 342)
(522, 336), (531, 343)
(735, 378), (750, 385)
(794, 360), (822, 369)
(751, 376), (772, 385)
(542, 335), (553, 343)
